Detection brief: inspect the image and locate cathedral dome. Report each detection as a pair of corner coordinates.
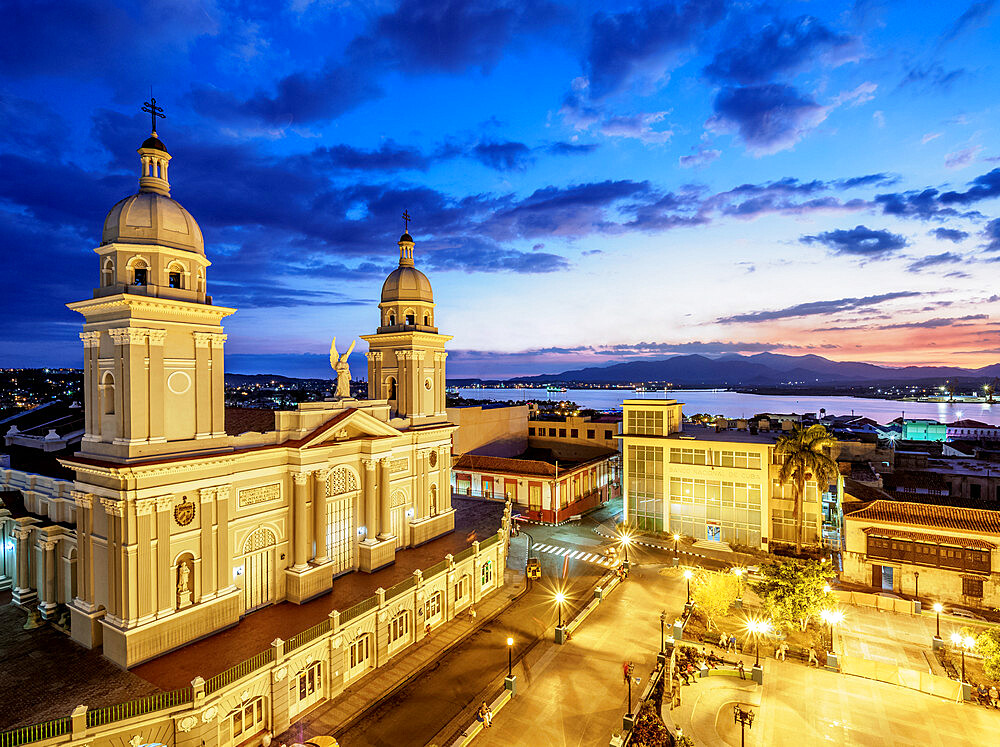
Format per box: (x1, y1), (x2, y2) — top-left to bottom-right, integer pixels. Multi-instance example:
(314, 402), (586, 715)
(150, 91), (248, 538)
(381, 265), (433, 303)
(102, 191), (205, 254)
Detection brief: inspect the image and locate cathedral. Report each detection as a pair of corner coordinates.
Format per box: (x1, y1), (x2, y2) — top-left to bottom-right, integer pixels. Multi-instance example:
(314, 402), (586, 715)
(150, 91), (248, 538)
(1, 120), (458, 668)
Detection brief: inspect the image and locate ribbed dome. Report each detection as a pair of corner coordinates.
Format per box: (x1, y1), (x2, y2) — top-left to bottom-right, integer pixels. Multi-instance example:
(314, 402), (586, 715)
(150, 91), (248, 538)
(381, 265), (433, 303)
(102, 192), (205, 254)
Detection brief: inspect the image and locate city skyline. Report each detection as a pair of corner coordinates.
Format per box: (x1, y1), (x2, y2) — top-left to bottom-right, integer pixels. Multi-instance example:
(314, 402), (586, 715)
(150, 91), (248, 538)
(2, 1), (1000, 378)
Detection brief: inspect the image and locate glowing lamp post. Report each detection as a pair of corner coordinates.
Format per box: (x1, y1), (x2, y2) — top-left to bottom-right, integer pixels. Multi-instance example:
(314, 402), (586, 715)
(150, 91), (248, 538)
(683, 569), (693, 606)
(950, 633), (976, 683)
(673, 533), (680, 560)
(507, 637), (514, 677)
(733, 567), (744, 605)
(932, 602), (944, 649)
(820, 608), (844, 653)
(555, 592), (565, 628)
(747, 619), (771, 669)
(620, 531), (633, 570)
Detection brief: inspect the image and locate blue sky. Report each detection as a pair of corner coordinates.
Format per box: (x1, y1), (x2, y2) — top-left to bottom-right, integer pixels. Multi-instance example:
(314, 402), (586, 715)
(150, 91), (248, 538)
(1, 0), (999, 378)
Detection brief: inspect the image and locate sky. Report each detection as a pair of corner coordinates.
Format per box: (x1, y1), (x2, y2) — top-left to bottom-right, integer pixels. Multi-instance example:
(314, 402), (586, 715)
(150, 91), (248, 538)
(1, 0), (1000, 379)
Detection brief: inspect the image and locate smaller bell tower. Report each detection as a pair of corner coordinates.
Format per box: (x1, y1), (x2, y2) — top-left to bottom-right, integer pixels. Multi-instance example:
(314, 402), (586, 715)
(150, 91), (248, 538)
(361, 223), (451, 424)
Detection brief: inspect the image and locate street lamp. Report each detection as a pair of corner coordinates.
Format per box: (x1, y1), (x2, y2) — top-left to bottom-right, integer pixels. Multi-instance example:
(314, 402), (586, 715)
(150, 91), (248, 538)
(733, 705), (755, 747)
(747, 619), (771, 667)
(673, 533), (680, 559)
(555, 592), (565, 628)
(933, 602), (943, 638)
(820, 608), (844, 652)
(620, 531), (633, 567)
(732, 567), (744, 598)
(660, 610), (667, 654)
(683, 569), (693, 605)
(507, 636), (514, 677)
(950, 632), (976, 682)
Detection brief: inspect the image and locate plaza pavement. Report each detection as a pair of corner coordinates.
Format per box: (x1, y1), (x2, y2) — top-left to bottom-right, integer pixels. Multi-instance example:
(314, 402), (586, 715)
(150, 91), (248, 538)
(474, 562), (684, 747)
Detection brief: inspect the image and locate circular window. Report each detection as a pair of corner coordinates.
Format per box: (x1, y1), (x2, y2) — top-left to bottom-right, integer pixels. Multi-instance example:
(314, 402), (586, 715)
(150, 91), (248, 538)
(429, 451), (438, 468)
(424, 378), (433, 391)
(167, 370), (192, 395)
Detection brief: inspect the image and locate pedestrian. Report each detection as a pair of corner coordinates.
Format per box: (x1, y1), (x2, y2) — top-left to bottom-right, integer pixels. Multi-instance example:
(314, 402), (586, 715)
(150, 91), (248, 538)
(719, 632), (727, 650)
(807, 646), (819, 667)
(737, 661), (746, 680)
(728, 634), (737, 654)
(686, 662), (695, 683)
(425, 621), (431, 636)
(469, 606), (477, 622)
(483, 702), (494, 728)
(623, 660), (631, 685)
(976, 684), (988, 705)
(990, 685), (999, 709)
(776, 641), (788, 661)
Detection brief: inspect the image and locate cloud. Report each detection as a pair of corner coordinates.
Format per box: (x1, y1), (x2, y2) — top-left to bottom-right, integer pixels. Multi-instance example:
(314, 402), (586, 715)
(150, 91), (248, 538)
(801, 225), (908, 257)
(907, 252), (965, 272)
(877, 314), (987, 330)
(922, 132), (943, 144)
(874, 167), (1000, 219)
(546, 142), (599, 156)
(704, 15), (860, 85)
(899, 64), (968, 92)
(471, 141), (534, 171)
(707, 84), (829, 155)
(717, 291), (922, 324)
(945, 145), (983, 170)
(939, 1), (997, 46)
(584, 0), (725, 98)
(834, 173), (899, 189)
(928, 227), (970, 243)
(679, 147), (722, 169)
(597, 112), (674, 143)
(308, 141), (430, 171)
(983, 218), (1000, 251)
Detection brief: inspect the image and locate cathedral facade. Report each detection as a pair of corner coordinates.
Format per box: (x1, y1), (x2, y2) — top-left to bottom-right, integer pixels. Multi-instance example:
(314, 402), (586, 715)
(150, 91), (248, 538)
(2, 125), (458, 668)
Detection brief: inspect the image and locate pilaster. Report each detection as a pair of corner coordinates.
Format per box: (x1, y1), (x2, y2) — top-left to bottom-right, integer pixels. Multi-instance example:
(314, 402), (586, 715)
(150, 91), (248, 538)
(79, 332), (101, 439)
(193, 332), (212, 438)
(135, 497), (157, 619)
(378, 458), (392, 540)
(199, 488), (217, 600)
(366, 351), (382, 400)
(209, 333), (227, 437)
(147, 329), (167, 443)
(363, 458), (377, 540)
(155, 495), (174, 614)
(109, 327), (150, 444)
(37, 539), (58, 618)
(313, 470), (329, 564)
(292, 473), (310, 570)
(216, 486), (233, 592)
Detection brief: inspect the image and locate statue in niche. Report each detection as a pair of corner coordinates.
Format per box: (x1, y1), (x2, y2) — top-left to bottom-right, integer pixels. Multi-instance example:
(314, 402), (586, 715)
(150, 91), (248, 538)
(176, 559), (194, 608)
(330, 337), (356, 399)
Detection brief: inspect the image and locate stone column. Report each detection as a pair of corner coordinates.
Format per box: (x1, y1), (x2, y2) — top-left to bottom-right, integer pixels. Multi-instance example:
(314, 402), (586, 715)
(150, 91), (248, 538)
(209, 334), (227, 437)
(155, 496), (173, 614)
(135, 498), (157, 618)
(12, 525), (35, 605)
(199, 488), (217, 600)
(412, 351), (425, 416)
(313, 470), (328, 563)
(292, 473), (310, 569)
(434, 352), (448, 415)
(366, 352), (381, 400)
(147, 330), (167, 443)
(71, 492), (94, 607)
(363, 458), (377, 540)
(439, 446), (452, 512)
(79, 332), (100, 439)
(216, 487), (232, 592)
(193, 332), (212, 438)
(378, 458), (392, 539)
(396, 351), (409, 415)
(415, 451), (427, 521)
(121, 500), (139, 623)
(101, 499), (121, 621)
(109, 327), (149, 443)
(38, 539), (57, 618)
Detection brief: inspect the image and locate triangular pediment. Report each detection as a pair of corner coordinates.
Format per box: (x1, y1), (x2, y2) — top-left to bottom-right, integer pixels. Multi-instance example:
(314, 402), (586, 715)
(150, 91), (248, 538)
(297, 408), (402, 449)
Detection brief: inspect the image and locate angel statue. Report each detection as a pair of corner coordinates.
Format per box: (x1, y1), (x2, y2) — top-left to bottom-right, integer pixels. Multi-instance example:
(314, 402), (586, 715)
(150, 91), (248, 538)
(330, 337), (356, 399)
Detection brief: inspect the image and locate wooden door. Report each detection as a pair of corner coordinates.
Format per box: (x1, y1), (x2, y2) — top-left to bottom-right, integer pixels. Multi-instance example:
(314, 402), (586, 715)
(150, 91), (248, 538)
(244, 548), (273, 613)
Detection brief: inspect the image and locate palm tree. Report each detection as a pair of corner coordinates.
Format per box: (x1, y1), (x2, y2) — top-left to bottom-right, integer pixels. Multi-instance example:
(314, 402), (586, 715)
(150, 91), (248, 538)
(945, 382), (956, 403)
(775, 424), (840, 553)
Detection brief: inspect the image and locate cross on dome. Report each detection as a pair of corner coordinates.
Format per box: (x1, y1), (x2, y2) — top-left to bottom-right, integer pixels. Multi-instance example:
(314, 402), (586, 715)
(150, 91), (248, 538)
(142, 97), (165, 135)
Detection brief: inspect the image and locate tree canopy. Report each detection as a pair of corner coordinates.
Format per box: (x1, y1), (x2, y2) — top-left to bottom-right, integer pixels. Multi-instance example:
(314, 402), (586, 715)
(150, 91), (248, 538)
(691, 570), (740, 631)
(775, 424), (839, 551)
(750, 557), (833, 631)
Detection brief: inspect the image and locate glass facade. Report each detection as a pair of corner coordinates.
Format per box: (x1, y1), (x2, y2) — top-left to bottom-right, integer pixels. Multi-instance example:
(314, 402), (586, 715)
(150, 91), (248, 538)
(627, 445), (664, 531)
(669, 447), (761, 469)
(627, 409), (665, 436)
(669, 477), (762, 546)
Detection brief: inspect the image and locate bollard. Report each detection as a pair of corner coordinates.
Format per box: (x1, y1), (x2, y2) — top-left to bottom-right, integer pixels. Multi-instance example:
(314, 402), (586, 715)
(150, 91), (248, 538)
(505, 675), (517, 696)
(751, 665), (763, 685)
(826, 651), (840, 671)
(932, 636), (943, 651)
(555, 626), (568, 645)
(673, 619), (684, 641)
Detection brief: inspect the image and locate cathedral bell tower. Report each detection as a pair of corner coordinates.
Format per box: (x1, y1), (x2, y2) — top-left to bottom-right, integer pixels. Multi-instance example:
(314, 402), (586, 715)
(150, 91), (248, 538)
(67, 103), (234, 461)
(360, 223), (451, 424)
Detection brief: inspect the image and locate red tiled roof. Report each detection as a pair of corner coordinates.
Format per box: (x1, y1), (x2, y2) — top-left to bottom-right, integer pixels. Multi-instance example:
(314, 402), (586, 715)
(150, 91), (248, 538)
(224, 407), (275, 435)
(453, 454), (556, 478)
(846, 499), (1000, 535)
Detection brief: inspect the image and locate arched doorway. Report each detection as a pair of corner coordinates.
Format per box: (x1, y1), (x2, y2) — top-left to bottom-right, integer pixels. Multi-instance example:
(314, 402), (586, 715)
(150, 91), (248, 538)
(241, 527), (277, 613)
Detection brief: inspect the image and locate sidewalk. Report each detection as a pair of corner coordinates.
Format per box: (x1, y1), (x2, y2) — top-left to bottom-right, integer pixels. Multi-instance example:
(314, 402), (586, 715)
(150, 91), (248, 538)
(278, 568), (526, 743)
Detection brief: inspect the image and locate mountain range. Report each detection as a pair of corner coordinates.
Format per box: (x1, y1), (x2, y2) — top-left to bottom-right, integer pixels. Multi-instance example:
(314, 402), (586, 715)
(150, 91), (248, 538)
(504, 353), (1000, 386)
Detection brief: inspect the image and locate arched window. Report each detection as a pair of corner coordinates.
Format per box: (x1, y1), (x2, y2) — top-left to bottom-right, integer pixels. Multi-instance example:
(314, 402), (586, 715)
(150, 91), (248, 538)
(386, 376), (396, 401)
(102, 259), (114, 287)
(481, 560), (494, 589)
(389, 314), (395, 326)
(196, 269), (205, 293)
(129, 258), (148, 286)
(405, 313), (415, 325)
(100, 372), (115, 415)
(423, 314), (430, 326)
(167, 262), (185, 289)
(229, 697), (265, 743)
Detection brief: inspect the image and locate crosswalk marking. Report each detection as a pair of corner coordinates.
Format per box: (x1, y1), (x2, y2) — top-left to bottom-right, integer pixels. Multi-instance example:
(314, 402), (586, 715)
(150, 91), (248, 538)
(530, 543), (613, 567)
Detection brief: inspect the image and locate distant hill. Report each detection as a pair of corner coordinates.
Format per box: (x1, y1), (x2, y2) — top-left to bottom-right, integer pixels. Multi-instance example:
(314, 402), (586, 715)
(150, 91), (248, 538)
(505, 353), (1000, 386)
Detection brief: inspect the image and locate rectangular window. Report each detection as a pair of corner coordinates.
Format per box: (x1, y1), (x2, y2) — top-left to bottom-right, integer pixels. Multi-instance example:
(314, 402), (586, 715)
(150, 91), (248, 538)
(971, 484), (982, 500)
(454, 575), (469, 602)
(549, 428), (557, 437)
(963, 577), (984, 598)
(571, 429), (578, 438)
(605, 430), (613, 440)
(389, 613), (410, 646)
(529, 484), (541, 511)
(588, 429), (595, 439)
(425, 591), (442, 619)
(168, 272), (181, 288)
(627, 409), (664, 436)
(528, 427), (535, 436)
(133, 268), (147, 286)
(559, 428), (567, 437)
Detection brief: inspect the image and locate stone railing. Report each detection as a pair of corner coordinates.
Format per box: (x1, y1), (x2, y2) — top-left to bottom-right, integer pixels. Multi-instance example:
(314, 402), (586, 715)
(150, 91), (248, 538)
(0, 503), (513, 747)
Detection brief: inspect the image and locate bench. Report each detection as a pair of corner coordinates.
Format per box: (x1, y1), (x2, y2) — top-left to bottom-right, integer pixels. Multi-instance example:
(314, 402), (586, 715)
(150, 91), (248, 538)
(449, 690), (513, 746)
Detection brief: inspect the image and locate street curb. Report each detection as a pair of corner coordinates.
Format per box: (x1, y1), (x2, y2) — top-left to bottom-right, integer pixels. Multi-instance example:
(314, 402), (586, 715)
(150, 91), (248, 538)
(591, 527), (713, 561)
(327, 574), (531, 740)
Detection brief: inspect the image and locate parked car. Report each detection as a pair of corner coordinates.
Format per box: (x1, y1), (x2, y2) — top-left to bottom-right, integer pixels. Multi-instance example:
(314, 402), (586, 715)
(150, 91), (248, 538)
(946, 607), (987, 622)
